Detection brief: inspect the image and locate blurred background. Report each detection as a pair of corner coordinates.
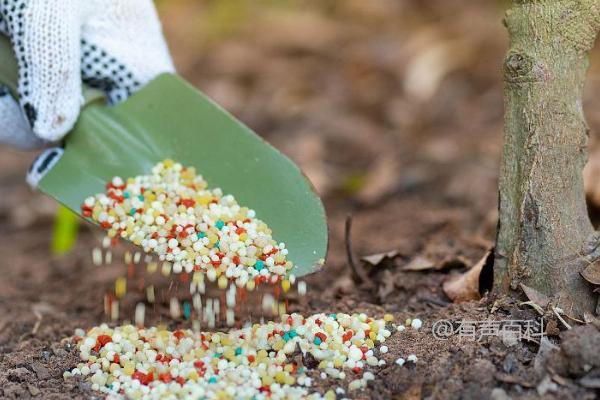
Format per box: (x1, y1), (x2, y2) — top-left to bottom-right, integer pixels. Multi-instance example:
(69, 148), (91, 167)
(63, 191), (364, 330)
(158, 0), (509, 267)
(157, 0), (600, 265)
(1, 0), (600, 316)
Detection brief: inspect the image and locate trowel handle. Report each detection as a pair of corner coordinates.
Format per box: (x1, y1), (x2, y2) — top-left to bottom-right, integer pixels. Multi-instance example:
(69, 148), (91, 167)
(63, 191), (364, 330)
(0, 35), (104, 107)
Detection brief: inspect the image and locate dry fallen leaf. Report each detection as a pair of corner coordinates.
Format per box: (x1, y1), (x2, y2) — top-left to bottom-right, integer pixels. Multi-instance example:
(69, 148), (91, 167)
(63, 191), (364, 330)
(520, 283), (551, 309)
(438, 255), (469, 271)
(581, 261), (600, 285)
(403, 33), (473, 102)
(401, 256), (435, 271)
(361, 250), (399, 266)
(443, 250), (492, 302)
(398, 254), (468, 272)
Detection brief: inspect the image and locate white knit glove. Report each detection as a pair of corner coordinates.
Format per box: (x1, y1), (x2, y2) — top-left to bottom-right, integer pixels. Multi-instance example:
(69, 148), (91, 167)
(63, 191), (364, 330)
(0, 0), (174, 152)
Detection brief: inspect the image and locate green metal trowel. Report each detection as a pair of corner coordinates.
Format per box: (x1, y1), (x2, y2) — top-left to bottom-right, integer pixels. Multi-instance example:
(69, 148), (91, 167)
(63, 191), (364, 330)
(0, 37), (327, 277)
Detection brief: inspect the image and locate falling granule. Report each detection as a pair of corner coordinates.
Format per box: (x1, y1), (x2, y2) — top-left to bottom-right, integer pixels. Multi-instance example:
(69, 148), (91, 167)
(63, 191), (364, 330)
(169, 297), (181, 319)
(278, 302), (287, 316)
(103, 294), (110, 316)
(114, 277), (127, 299)
(70, 313), (394, 399)
(124, 251), (132, 264)
(226, 309), (235, 326)
(146, 261), (158, 274)
(262, 293), (274, 312)
(110, 300), (119, 321)
(143, 287), (153, 305)
(298, 281), (307, 296)
(192, 320), (201, 332)
(92, 247), (103, 266)
(104, 250), (112, 264)
(134, 303), (145, 327)
(214, 299), (220, 321)
(192, 293), (202, 311)
(205, 299), (214, 328)
(282, 279), (291, 293)
(161, 261), (171, 276)
(225, 286), (236, 308)
(183, 301), (192, 320)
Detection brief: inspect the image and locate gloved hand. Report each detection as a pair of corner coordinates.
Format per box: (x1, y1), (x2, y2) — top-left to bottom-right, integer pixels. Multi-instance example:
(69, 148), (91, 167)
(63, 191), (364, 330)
(0, 0), (174, 152)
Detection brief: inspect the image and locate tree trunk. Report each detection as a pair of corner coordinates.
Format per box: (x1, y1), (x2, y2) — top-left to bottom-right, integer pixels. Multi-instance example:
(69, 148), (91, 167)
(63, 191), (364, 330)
(495, 0), (600, 316)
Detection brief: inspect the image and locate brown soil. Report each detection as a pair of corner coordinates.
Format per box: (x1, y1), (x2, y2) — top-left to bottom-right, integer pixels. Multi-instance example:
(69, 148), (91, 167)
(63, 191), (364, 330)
(2, 1), (600, 399)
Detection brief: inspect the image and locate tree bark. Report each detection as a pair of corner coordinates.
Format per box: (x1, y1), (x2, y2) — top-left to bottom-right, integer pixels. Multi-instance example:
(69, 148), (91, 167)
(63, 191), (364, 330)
(495, 0), (600, 316)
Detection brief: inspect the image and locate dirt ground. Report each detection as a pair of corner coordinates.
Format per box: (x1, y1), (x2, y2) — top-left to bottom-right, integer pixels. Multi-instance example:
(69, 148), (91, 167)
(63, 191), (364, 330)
(2, 1), (600, 399)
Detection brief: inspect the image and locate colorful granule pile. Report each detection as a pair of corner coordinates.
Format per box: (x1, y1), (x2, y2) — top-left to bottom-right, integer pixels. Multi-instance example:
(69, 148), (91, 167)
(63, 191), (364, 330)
(82, 160), (295, 287)
(66, 313), (402, 400)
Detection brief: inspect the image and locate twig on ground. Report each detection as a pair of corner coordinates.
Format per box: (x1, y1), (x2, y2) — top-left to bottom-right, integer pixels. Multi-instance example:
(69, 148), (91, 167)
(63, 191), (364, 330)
(553, 307), (572, 330)
(519, 300), (545, 315)
(563, 313), (586, 324)
(345, 214), (373, 286)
